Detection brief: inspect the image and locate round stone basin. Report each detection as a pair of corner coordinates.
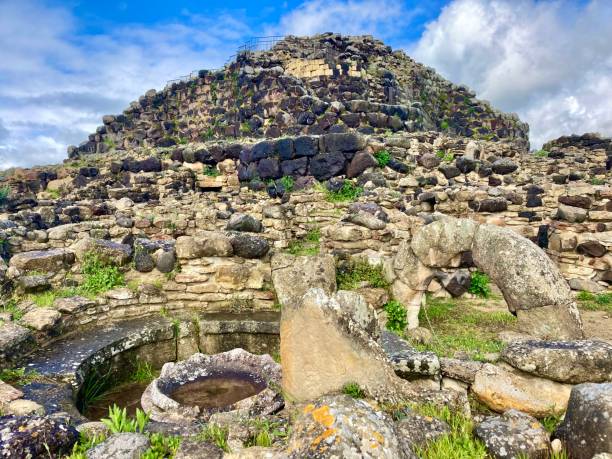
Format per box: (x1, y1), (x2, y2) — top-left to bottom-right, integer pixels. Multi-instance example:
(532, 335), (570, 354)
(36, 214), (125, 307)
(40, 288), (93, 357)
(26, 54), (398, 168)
(141, 348), (283, 424)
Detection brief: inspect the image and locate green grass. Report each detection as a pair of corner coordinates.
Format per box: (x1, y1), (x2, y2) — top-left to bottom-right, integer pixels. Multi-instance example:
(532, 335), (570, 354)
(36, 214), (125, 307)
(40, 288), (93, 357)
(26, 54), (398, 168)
(342, 382), (365, 399)
(336, 260), (390, 290)
(0, 185), (10, 204)
(203, 165), (220, 177)
(322, 180), (363, 203)
(412, 297), (516, 361)
(435, 150), (454, 162)
(129, 359), (157, 383)
(541, 413), (563, 433)
(28, 290), (57, 307)
(279, 175), (295, 192)
(534, 149), (549, 158)
(411, 404), (487, 459)
(198, 424), (230, 452)
(80, 251), (125, 295)
(0, 367), (42, 386)
(141, 433), (181, 459)
(384, 300), (407, 333)
(101, 404), (149, 434)
(591, 178), (606, 185)
(576, 291), (612, 313)
(1, 297), (24, 320)
(373, 149), (391, 167)
(468, 271), (491, 298)
(65, 433), (107, 459)
(244, 419), (288, 448)
(285, 227), (321, 256)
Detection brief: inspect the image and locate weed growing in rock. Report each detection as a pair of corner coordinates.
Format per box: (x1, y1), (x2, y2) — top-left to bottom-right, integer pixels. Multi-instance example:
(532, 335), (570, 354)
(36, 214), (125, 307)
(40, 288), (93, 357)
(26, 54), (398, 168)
(0, 367), (42, 386)
(81, 251), (125, 295)
(286, 227), (321, 256)
(336, 260), (389, 290)
(28, 290), (57, 307)
(130, 360), (157, 383)
(203, 165), (220, 177)
(323, 180), (363, 203)
(279, 175), (295, 192)
(342, 382), (365, 399)
(411, 404), (487, 459)
(534, 149), (549, 158)
(373, 149), (391, 167)
(141, 433), (181, 459)
(383, 300), (408, 333)
(244, 419), (288, 448)
(590, 177), (606, 185)
(0, 185), (10, 204)
(1, 297), (23, 320)
(468, 271), (491, 298)
(65, 433), (106, 459)
(541, 413), (563, 433)
(101, 404), (149, 434)
(435, 150), (454, 162)
(198, 424), (230, 452)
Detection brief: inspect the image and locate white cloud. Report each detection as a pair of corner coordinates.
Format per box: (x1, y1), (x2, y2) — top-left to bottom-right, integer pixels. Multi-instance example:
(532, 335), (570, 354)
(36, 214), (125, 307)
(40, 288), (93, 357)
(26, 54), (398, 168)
(412, 0), (612, 148)
(272, 0), (415, 38)
(0, 0), (251, 169)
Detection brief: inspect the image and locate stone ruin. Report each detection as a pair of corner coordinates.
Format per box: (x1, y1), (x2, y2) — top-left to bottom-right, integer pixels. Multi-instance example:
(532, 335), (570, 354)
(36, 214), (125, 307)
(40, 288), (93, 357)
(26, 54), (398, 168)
(0, 33), (610, 458)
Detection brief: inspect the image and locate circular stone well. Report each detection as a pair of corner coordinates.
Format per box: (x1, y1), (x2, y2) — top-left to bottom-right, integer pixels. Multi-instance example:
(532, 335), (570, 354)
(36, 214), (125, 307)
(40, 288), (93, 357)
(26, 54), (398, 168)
(141, 348), (283, 424)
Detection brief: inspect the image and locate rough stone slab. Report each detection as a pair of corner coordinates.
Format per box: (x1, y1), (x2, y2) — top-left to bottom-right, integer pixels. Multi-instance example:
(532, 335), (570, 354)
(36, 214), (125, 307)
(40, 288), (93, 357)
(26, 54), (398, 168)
(0, 380), (23, 405)
(0, 322), (34, 367)
(24, 317), (175, 384)
(472, 363), (572, 417)
(380, 330), (440, 378)
(501, 339), (612, 383)
(440, 357), (484, 384)
(86, 433), (150, 459)
(554, 383), (612, 459)
(394, 411), (450, 450)
(8, 248), (75, 272)
(474, 409), (550, 459)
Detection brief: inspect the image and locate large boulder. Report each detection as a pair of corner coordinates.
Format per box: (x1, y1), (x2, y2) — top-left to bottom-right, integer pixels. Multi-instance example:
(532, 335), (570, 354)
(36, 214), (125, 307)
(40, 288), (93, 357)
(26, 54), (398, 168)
(554, 383), (612, 459)
(8, 249), (75, 273)
(271, 254), (336, 308)
(227, 233), (270, 259)
(474, 410), (550, 459)
(0, 415), (78, 458)
(472, 364), (572, 417)
(501, 340), (612, 383)
(280, 288), (409, 402)
(286, 395), (412, 458)
(72, 238), (132, 266)
(0, 322), (34, 368)
(472, 224), (583, 339)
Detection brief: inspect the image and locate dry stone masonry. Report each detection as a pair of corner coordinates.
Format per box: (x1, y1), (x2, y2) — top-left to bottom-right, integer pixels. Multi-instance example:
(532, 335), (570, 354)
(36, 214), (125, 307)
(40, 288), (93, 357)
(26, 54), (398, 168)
(0, 33), (610, 459)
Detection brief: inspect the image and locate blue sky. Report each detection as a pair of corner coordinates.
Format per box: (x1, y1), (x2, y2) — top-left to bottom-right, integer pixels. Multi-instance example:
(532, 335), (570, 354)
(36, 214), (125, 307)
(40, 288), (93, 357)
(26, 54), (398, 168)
(1, 0), (612, 168)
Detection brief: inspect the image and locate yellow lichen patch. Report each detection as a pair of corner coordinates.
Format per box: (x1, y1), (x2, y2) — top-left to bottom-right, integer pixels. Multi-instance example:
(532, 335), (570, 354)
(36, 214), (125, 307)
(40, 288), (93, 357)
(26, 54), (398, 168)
(304, 403), (316, 414)
(370, 430), (385, 448)
(311, 405), (335, 428)
(311, 427), (338, 448)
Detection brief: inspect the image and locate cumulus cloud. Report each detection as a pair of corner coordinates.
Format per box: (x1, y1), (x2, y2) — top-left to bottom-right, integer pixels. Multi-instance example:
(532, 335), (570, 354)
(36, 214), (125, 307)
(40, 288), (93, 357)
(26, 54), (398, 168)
(0, 0), (251, 169)
(271, 0), (429, 40)
(412, 0), (612, 147)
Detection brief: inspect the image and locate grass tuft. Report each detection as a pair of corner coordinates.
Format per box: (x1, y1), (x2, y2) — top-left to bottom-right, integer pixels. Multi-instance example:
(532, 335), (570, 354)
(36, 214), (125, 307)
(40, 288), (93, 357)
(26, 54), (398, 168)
(384, 300), (407, 333)
(373, 150), (391, 167)
(336, 260), (389, 290)
(342, 382), (365, 399)
(198, 424), (230, 452)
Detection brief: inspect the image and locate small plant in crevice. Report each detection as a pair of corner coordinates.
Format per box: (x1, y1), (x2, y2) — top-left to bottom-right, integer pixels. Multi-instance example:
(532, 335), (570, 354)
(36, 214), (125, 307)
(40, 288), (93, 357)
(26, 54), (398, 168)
(435, 149), (454, 162)
(534, 149), (549, 158)
(336, 260), (389, 290)
(383, 300), (408, 333)
(203, 165), (220, 177)
(66, 432), (107, 459)
(279, 175), (295, 192)
(322, 180), (363, 203)
(244, 418), (288, 448)
(285, 227), (321, 256)
(342, 382), (365, 399)
(373, 149), (391, 168)
(198, 423), (230, 452)
(141, 433), (181, 459)
(101, 404), (149, 434)
(468, 271), (491, 298)
(0, 185), (11, 204)
(80, 251), (125, 295)
(0, 367), (42, 386)
(130, 359), (157, 383)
